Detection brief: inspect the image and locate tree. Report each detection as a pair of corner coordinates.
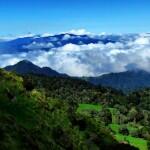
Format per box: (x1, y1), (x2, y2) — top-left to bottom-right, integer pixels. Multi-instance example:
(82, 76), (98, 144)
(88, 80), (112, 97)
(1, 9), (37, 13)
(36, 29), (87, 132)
(127, 107), (138, 123)
(23, 78), (35, 91)
(119, 125), (129, 135)
(99, 108), (112, 125)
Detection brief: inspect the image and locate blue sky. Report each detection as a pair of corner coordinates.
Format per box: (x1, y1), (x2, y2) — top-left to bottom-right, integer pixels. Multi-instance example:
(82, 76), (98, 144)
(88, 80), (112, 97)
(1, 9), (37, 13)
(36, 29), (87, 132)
(0, 0), (150, 35)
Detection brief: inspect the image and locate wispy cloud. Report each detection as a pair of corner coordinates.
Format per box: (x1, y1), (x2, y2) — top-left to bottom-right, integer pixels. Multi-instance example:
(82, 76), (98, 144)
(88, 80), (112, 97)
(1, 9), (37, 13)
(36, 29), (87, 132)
(65, 29), (92, 35)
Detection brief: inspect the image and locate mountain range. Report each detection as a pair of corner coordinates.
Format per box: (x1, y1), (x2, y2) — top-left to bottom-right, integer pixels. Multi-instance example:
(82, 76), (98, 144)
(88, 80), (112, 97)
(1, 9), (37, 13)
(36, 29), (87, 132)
(84, 70), (150, 93)
(0, 32), (150, 77)
(4, 60), (150, 92)
(0, 33), (138, 54)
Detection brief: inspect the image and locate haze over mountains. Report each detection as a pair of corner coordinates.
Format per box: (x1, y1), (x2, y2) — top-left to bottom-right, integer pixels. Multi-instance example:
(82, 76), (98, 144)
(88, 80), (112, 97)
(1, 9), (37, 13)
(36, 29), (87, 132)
(0, 31), (150, 76)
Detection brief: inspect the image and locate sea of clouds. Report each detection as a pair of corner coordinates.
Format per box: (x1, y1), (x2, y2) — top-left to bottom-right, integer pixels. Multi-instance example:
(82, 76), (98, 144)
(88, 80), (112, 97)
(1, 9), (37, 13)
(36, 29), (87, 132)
(0, 29), (150, 76)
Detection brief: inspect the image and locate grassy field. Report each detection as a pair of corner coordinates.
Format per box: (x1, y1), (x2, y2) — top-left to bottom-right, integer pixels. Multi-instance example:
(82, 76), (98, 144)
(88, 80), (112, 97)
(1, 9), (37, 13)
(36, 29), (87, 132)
(109, 124), (120, 133)
(77, 103), (102, 112)
(115, 134), (148, 150)
(78, 104), (148, 150)
(111, 124), (148, 150)
(109, 108), (118, 123)
(110, 123), (138, 134)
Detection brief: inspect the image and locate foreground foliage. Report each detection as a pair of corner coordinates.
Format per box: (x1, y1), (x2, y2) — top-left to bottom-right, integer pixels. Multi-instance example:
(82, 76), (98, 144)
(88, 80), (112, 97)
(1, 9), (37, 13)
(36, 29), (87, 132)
(21, 74), (150, 150)
(0, 69), (138, 150)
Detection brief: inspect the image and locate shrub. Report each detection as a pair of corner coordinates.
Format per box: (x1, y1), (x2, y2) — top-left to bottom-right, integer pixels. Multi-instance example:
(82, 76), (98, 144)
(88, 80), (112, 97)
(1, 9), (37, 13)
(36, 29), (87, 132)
(119, 125), (129, 135)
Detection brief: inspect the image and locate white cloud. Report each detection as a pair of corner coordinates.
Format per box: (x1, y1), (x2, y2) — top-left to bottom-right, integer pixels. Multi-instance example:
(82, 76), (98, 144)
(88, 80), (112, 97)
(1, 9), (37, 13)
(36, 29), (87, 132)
(0, 54), (21, 67)
(23, 42), (54, 49)
(61, 43), (80, 52)
(62, 34), (71, 40)
(18, 33), (36, 38)
(67, 29), (91, 35)
(1, 33), (150, 76)
(40, 33), (53, 37)
(134, 37), (149, 45)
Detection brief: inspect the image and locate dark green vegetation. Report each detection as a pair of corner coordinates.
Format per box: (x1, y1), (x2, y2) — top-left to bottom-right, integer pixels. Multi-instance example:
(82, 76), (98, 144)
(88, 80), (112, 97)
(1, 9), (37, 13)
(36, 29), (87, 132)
(22, 74), (150, 150)
(23, 74), (126, 104)
(78, 104), (150, 150)
(0, 69), (140, 150)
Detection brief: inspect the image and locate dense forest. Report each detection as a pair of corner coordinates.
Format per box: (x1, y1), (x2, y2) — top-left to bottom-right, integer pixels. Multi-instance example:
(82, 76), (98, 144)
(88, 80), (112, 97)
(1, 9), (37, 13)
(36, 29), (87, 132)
(23, 74), (150, 150)
(0, 70), (150, 150)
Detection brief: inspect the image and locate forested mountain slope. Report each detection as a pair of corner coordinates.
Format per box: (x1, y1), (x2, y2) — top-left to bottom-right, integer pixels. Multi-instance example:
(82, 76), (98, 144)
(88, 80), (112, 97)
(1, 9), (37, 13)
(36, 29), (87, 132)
(0, 69), (137, 150)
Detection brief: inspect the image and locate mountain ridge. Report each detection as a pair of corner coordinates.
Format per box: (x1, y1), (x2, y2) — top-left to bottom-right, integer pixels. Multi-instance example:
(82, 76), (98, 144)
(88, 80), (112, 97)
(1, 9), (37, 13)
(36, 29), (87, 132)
(84, 69), (150, 92)
(4, 60), (68, 77)
(4, 60), (150, 92)
(0, 33), (134, 54)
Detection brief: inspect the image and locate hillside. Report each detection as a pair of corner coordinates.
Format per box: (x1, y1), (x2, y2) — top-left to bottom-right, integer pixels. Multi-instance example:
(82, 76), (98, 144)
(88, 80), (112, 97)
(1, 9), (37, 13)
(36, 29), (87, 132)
(77, 103), (150, 150)
(84, 70), (150, 93)
(22, 74), (126, 105)
(22, 74), (150, 150)
(0, 69), (138, 150)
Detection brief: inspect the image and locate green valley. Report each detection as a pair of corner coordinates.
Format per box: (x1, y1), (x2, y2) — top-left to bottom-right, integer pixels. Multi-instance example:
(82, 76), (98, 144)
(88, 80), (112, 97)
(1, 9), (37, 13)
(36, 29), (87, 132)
(77, 103), (150, 150)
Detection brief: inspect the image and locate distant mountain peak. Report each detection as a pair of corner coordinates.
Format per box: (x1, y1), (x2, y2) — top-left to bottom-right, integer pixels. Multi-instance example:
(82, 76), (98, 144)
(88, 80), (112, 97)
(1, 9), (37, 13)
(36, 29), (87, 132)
(4, 60), (68, 77)
(17, 59), (34, 65)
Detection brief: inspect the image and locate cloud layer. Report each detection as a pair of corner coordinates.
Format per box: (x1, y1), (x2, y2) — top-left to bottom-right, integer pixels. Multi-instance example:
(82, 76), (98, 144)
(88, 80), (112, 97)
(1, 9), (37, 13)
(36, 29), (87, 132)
(0, 31), (150, 76)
